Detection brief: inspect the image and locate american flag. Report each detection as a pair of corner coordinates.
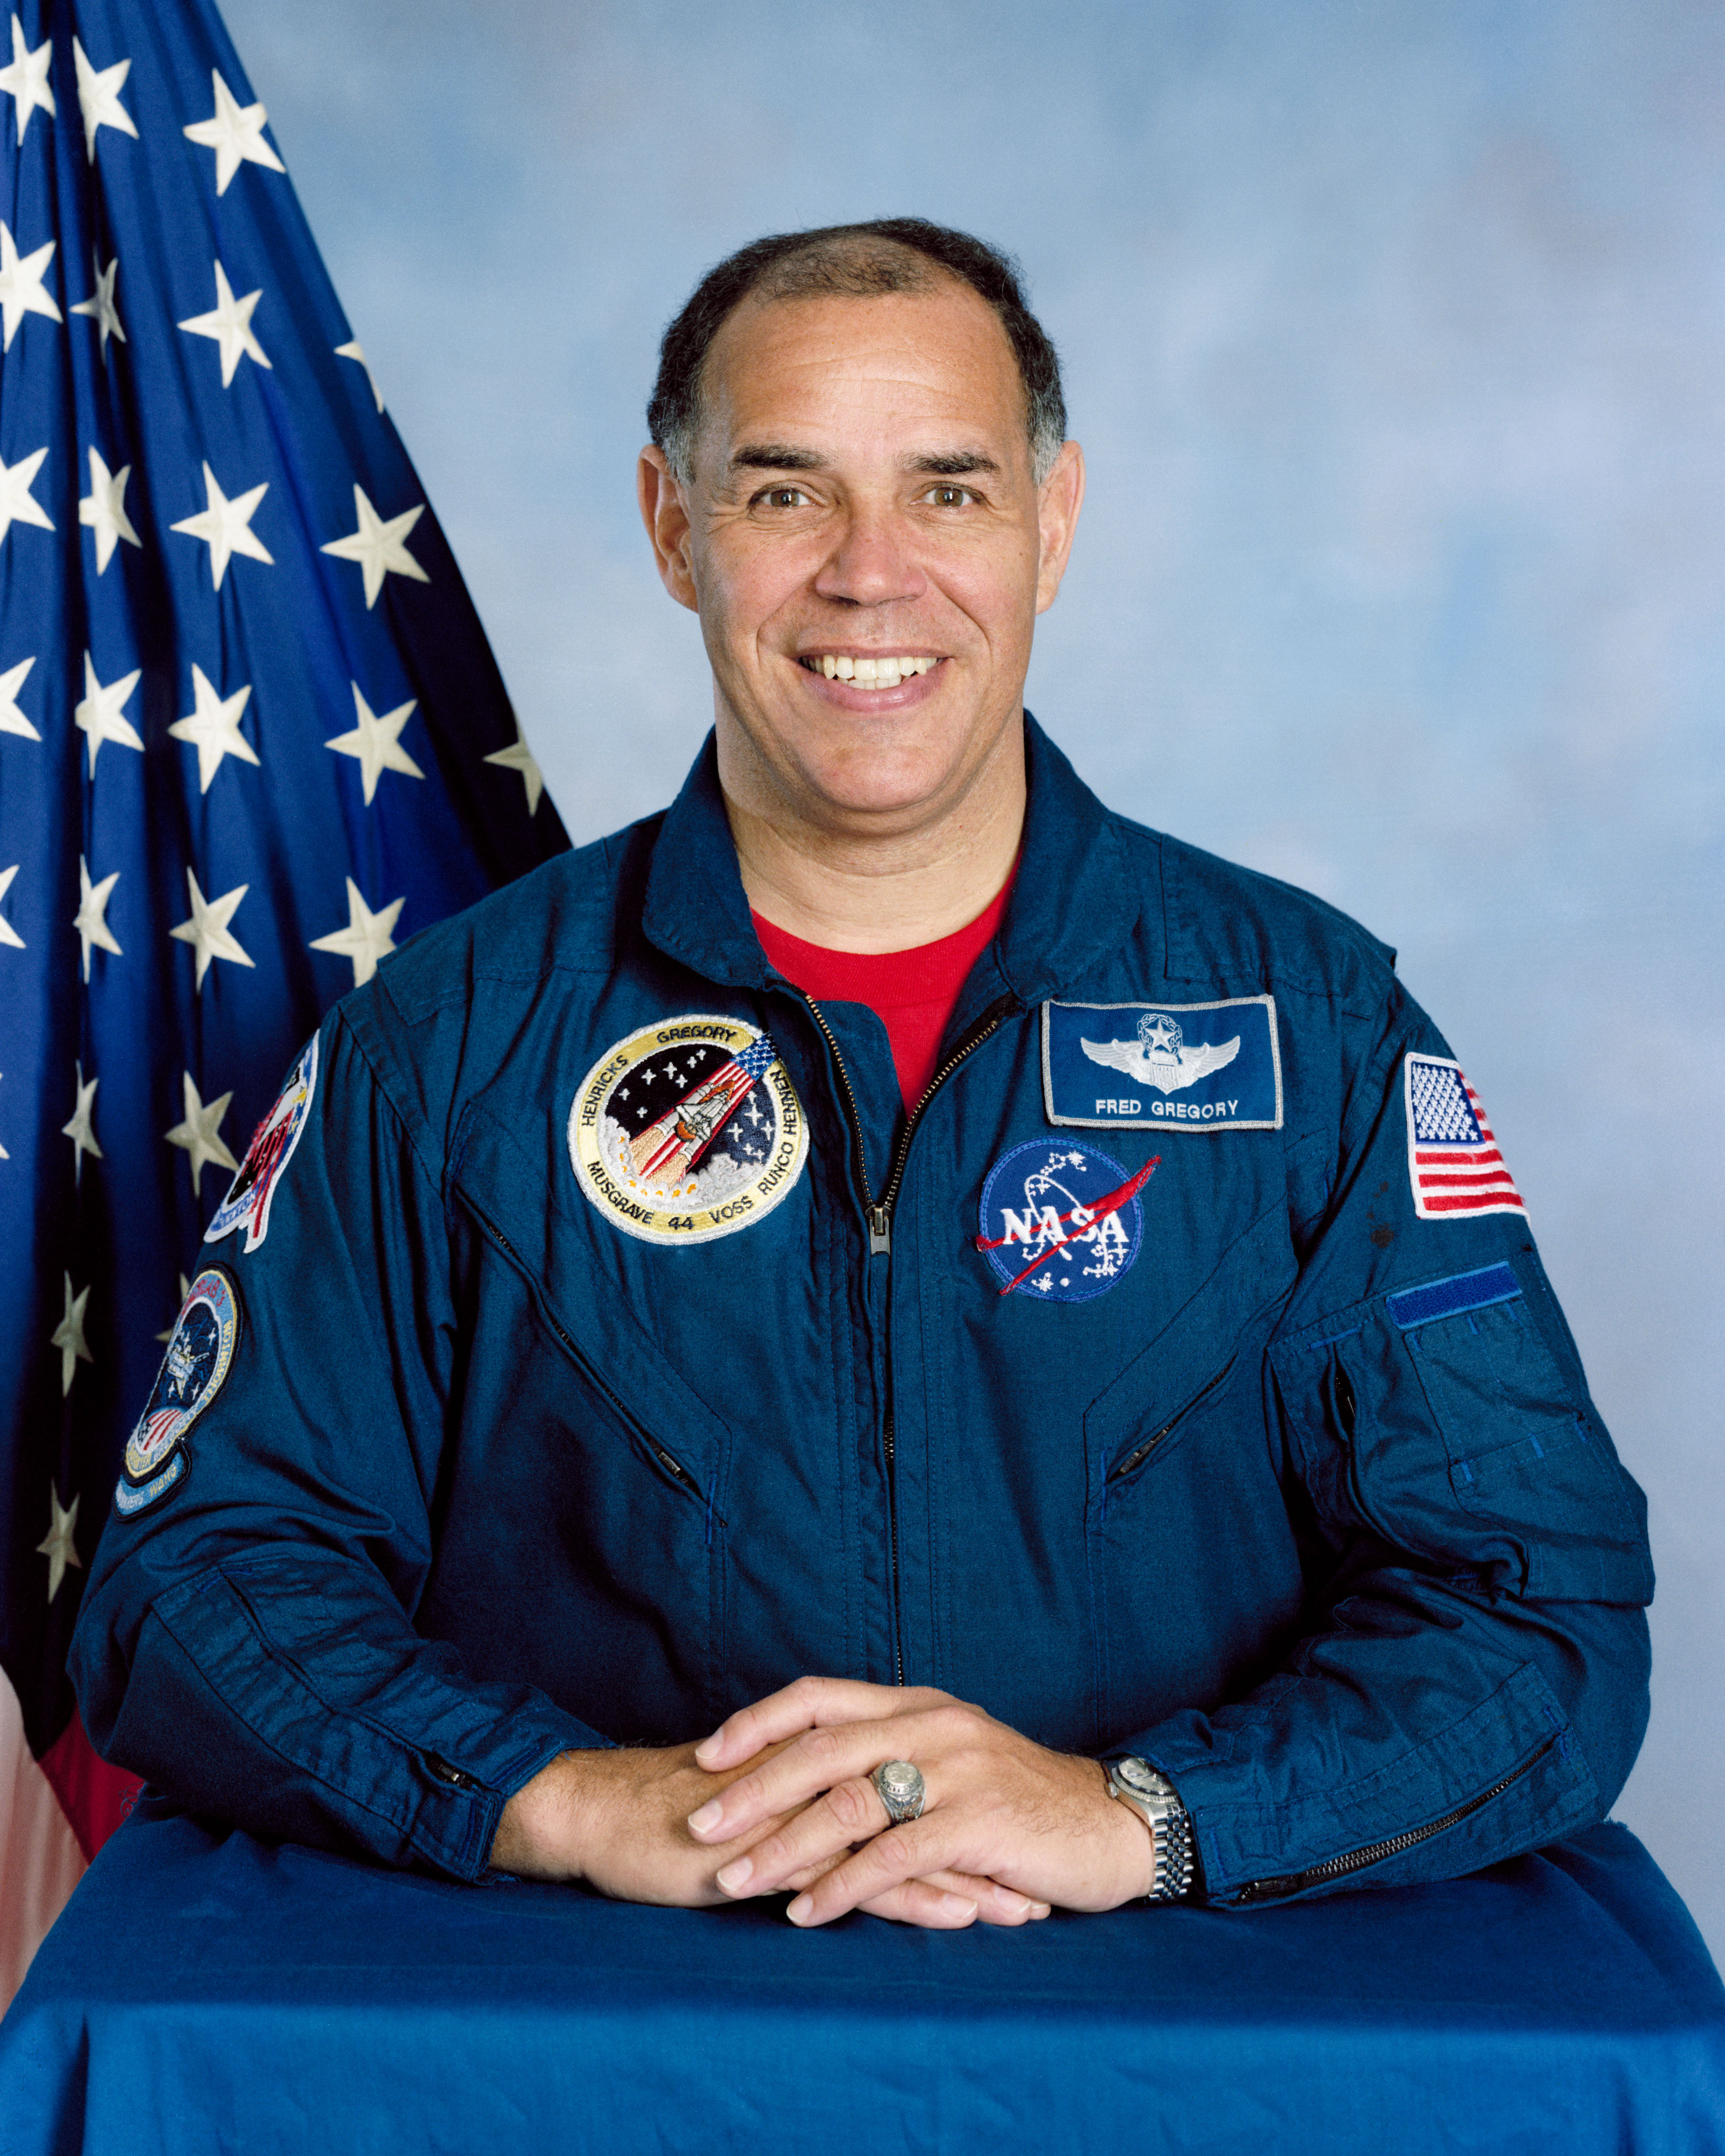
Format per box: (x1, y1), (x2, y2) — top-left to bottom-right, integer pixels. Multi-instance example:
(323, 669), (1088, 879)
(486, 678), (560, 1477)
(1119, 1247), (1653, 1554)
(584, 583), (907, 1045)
(1403, 1054), (1526, 1220)
(0, 0), (568, 2009)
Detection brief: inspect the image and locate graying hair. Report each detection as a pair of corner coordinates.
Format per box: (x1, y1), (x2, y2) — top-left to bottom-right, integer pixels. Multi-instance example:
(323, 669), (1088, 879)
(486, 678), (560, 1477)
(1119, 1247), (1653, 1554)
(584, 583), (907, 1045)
(648, 218), (1067, 486)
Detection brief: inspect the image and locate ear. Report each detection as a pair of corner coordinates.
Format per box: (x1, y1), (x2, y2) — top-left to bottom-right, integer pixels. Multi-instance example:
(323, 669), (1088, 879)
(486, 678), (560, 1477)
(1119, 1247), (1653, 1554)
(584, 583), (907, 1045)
(637, 446), (700, 612)
(1033, 439), (1085, 615)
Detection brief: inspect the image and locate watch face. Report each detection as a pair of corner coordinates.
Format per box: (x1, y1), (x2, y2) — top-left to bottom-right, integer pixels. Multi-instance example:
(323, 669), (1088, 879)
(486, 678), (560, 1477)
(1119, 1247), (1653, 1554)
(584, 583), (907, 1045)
(1117, 1758), (1158, 1796)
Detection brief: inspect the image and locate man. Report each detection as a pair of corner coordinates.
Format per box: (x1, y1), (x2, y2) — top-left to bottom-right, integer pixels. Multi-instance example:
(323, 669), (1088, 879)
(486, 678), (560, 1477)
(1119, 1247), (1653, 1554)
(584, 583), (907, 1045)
(72, 219), (1653, 1930)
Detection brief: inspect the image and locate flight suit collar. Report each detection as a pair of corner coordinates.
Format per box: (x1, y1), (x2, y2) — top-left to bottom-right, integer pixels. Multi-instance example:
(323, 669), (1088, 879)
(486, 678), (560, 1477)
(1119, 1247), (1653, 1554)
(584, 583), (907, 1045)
(640, 712), (1149, 998)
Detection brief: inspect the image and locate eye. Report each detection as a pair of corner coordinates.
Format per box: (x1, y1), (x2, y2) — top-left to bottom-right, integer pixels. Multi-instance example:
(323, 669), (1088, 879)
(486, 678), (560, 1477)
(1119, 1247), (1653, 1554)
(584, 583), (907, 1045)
(922, 483), (977, 509)
(755, 484), (812, 511)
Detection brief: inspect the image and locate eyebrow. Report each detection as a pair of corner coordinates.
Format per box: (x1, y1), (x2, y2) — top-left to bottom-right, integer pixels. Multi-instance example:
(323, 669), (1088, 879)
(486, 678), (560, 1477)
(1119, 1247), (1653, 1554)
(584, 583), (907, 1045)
(727, 445), (1002, 476)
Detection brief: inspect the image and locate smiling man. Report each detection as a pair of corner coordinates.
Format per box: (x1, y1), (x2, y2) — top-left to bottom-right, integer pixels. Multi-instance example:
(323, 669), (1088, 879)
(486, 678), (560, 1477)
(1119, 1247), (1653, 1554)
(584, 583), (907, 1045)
(74, 220), (1653, 1929)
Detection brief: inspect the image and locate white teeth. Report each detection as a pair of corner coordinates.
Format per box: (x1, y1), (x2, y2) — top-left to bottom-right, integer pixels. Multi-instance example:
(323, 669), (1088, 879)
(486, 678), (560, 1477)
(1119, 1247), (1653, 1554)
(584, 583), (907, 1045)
(810, 654), (936, 686)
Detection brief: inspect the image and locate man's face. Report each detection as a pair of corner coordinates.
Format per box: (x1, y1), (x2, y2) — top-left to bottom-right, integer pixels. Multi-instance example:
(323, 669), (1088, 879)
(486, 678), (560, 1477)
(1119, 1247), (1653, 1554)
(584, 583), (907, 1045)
(640, 277), (1083, 836)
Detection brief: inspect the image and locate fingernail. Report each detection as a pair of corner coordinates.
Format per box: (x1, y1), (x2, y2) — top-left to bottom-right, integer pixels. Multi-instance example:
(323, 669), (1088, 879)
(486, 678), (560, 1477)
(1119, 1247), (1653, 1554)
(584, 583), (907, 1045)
(715, 1857), (753, 1894)
(1030, 1903), (1052, 1920)
(693, 1737), (721, 1765)
(686, 1800), (724, 1836)
(994, 1889), (1036, 1916)
(942, 1893), (978, 1920)
(786, 1894), (814, 1925)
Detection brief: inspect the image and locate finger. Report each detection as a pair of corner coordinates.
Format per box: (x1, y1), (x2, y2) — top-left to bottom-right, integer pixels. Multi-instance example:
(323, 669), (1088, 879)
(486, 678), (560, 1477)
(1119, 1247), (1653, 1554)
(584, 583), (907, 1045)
(691, 1720), (896, 1843)
(714, 1774), (888, 1899)
(855, 1879), (979, 1929)
(919, 1868), (1051, 1927)
(690, 1708), (955, 1843)
(695, 1675), (928, 1771)
(786, 1818), (941, 1928)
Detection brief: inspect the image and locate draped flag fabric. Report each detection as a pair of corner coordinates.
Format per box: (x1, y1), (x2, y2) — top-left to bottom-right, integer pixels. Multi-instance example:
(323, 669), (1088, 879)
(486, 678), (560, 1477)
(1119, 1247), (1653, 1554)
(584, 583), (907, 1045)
(0, 0), (569, 2009)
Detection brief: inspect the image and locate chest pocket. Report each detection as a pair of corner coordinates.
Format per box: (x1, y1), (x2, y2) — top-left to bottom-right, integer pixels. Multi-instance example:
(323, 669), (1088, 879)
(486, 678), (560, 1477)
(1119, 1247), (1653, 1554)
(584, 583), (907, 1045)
(1082, 1199), (1303, 1741)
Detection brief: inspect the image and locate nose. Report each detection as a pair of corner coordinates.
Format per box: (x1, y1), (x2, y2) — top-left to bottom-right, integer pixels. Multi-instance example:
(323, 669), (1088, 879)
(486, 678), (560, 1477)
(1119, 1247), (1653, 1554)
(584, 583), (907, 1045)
(811, 498), (927, 609)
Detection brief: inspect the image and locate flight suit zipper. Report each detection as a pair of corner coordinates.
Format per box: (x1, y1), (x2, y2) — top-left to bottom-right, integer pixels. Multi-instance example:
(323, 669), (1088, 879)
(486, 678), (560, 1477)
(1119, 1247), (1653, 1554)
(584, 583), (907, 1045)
(1232, 1740), (1551, 1903)
(795, 991), (1018, 1684)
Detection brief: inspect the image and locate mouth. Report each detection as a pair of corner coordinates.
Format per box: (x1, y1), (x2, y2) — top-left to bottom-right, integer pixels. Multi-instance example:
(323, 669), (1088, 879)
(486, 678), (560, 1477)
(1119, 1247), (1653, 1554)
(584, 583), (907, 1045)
(797, 653), (943, 692)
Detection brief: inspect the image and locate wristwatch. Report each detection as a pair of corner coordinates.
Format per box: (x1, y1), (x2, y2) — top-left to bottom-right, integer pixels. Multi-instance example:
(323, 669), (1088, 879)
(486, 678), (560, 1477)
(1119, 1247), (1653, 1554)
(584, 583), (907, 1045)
(1103, 1756), (1195, 1903)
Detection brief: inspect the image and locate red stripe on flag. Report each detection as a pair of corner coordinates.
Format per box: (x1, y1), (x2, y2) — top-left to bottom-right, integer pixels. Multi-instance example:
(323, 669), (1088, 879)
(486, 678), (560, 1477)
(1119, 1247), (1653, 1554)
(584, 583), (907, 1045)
(1417, 1168), (1519, 1189)
(39, 1711), (142, 1863)
(1415, 1147), (1503, 1168)
(1421, 1191), (1527, 1214)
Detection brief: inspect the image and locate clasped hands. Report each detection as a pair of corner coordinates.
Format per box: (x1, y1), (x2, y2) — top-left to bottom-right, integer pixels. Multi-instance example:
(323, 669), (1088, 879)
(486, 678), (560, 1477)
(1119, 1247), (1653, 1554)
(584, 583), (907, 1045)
(489, 1676), (1157, 1930)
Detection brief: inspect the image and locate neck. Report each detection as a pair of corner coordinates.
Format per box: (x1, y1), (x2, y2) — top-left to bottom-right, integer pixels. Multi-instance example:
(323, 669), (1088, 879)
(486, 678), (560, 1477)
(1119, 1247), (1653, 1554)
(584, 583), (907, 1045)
(719, 720), (1027, 954)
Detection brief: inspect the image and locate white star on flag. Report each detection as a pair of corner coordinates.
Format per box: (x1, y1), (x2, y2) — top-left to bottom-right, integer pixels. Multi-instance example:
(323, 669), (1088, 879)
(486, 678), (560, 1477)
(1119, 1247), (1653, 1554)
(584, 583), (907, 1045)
(73, 650), (144, 775)
(320, 485), (428, 609)
(170, 867), (255, 989)
(73, 855), (121, 980)
(183, 69), (284, 195)
(177, 260), (271, 386)
(0, 15), (54, 141)
(169, 665), (258, 793)
(0, 861), (23, 950)
(310, 876), (403, 988)
(170, 460), (273, 588)
(324, 682), (423, 805)
(72, 37), (137, 162)
(335, 339), (383, 413)
(484, 717), (546, 817)
(157, 1274), (193, 1343)
(50, 1273), (92, 1395)
(0, 222), (61, 349)
(36, 1484), (81, 1602)
(0, 655), (38, 740)
(78, 447), (141, 573)
(165, 1071), (239, 1196)
(70, 249), (125, 359)
(61, 1061), (102, 1182)
(0, 445), (52, 546)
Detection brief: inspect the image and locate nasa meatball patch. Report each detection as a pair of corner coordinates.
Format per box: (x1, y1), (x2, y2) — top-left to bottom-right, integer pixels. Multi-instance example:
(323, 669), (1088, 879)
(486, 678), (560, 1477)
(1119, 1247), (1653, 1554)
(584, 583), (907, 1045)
(115, 1267), (241, 1515)
(568, 1014), (808, 1245)
(976, 1140), (1156, 1301)
(1042, 997), (1282, 1130)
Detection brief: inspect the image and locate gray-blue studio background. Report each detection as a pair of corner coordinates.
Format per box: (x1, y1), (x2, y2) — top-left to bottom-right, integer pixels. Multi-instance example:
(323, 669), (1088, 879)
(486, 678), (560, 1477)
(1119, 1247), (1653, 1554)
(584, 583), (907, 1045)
(221, 0), (1724, 1955)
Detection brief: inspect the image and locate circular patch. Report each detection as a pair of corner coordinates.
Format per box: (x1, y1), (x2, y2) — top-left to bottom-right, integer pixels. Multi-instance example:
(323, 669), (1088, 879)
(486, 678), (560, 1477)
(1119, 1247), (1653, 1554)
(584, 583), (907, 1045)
(568, 1014), (807, 1246)
(116, 1266), (241, 1515)
(977, 1140), (1150, 1301)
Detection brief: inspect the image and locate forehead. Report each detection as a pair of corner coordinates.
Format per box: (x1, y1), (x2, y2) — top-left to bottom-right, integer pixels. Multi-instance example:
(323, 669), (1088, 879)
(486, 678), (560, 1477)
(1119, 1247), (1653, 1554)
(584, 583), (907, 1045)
(697, 281), (1028, 462)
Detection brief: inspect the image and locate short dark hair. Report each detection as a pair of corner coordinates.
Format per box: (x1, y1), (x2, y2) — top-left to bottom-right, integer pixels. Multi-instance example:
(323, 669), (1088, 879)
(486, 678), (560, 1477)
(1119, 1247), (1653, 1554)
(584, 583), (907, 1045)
(647, 217), (1067, 483)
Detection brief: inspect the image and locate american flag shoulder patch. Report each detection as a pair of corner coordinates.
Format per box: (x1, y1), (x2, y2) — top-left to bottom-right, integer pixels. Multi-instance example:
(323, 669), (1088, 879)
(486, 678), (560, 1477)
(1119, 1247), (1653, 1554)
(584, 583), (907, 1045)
(1403, 1054), (1527, 1221)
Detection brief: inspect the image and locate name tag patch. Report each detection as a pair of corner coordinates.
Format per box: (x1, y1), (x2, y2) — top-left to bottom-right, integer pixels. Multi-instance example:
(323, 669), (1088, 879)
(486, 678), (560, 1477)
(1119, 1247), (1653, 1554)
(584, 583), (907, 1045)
(1042, 997), (1282, 1130)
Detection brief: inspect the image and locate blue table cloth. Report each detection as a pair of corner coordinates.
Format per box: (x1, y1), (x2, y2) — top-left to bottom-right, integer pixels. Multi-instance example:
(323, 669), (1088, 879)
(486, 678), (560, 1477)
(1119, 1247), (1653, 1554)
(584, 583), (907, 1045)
(3, 1803), (1722, 2155)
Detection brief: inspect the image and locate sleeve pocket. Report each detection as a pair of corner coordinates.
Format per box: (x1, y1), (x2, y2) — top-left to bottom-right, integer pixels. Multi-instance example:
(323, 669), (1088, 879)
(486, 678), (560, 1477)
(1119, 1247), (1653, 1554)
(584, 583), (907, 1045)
(1391, 1267), (1653, 1604)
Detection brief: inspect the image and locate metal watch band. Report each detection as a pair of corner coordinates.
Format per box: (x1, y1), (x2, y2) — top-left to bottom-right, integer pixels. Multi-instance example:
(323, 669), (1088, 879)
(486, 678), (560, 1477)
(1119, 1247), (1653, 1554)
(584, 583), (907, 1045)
(1105, 1757), (1195, 1903)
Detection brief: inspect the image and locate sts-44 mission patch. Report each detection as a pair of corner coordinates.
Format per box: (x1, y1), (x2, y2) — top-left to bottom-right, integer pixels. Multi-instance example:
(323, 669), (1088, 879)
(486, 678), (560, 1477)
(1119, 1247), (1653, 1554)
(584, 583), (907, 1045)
(568, 1014), (807, 1246)
(115, 1267), (241, 1515)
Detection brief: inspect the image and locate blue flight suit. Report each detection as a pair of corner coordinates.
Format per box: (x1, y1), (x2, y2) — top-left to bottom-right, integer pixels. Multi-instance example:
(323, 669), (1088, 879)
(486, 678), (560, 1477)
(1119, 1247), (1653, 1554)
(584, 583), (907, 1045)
(71, 719), (1654, 1903)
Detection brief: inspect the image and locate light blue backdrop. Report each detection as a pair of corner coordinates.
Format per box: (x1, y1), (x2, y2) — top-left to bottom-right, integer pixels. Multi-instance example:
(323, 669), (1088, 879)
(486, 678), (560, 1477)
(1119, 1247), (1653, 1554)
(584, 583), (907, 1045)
(221, 0), (1724, 1954)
